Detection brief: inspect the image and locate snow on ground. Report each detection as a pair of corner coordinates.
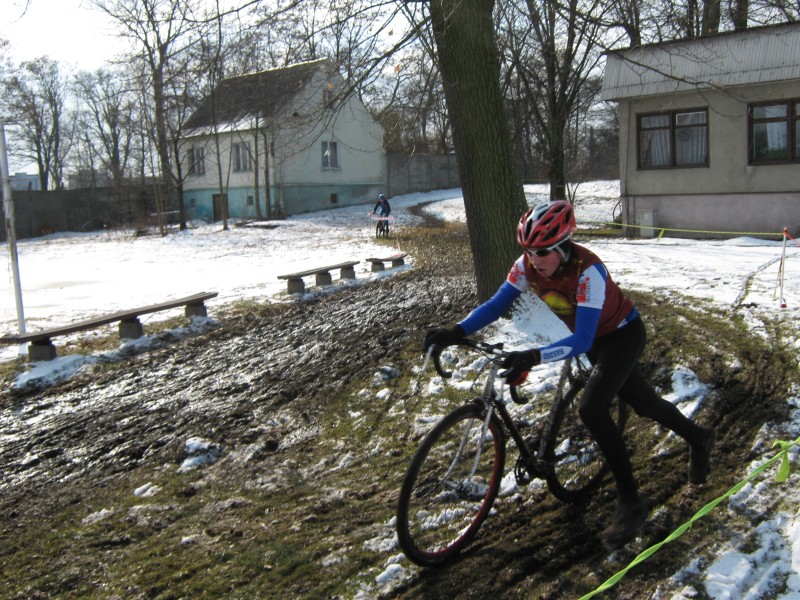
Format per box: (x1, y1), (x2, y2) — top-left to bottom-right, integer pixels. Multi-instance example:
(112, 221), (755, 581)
(1, 181), (799, 598)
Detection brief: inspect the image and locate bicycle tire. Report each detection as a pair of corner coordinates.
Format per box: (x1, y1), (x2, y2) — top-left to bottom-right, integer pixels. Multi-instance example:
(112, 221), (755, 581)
(541, 373), (627, 503)
(396, 403), (506, 567)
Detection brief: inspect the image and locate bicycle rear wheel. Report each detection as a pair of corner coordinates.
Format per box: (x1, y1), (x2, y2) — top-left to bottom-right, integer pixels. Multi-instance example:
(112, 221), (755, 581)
(542, 372), (627, 503)
(396, 403), (506, 567)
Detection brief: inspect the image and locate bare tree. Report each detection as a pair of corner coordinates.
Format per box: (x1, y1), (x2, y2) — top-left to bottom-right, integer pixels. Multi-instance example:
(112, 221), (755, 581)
(73, 69), (137, 188)
(5, 57), (72, 190)
(92, 0), (204, 233)
(499, 0), (609, 200)
(372, 42), (452, 154)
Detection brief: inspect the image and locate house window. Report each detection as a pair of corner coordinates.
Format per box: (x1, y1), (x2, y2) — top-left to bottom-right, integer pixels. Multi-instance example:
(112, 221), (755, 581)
(749, 100), (800, 163)
(187, 146), (205, 176)
(638, 109), (708, 169)
(232, 141), (252, 172)
(247, 195), (254, 206)
(330, 193), (338, 204)
(322, 141), (339, 169)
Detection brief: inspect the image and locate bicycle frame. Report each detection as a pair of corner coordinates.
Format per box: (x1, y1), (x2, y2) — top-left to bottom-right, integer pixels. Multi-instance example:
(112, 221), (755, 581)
(459, 355), (552, 485)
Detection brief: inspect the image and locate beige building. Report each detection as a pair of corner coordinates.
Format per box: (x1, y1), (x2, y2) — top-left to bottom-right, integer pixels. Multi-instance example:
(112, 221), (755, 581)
(601, 23), (800, 238)
(182, 59), (386, 220)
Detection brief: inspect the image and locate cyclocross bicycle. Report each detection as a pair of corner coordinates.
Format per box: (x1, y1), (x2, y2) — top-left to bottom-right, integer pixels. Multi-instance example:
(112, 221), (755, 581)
(396, 338), (627, 567)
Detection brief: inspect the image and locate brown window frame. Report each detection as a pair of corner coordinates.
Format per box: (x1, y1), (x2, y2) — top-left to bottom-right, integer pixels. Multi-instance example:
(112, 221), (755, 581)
(748, 99), (800, 165)
(637, 108), (709, 170)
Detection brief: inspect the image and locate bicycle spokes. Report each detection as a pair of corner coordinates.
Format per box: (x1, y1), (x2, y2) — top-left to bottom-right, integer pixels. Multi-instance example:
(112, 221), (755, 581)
(396, 405), (505, 566)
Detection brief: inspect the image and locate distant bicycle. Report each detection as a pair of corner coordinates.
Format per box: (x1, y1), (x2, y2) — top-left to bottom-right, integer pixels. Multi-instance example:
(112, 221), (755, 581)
(396, 338), (627, 567)
(376, 217), (390, 238)
(370, 213), (391, 238)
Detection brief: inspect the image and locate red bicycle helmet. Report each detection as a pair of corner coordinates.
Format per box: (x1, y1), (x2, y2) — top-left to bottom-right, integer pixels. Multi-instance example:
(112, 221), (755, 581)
(517, 201), (576, 249)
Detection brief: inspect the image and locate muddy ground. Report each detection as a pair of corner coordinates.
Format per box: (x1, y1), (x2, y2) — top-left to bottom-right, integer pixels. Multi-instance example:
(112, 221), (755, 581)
(0, 218), (796, 599)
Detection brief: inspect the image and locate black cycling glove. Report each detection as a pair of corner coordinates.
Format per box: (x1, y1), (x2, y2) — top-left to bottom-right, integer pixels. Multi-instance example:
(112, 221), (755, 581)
(423, 325), (465, 353)
(500, 349), (541, 386)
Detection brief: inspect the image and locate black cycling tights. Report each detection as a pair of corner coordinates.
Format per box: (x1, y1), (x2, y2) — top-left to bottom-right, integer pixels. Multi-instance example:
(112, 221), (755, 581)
(579, 315), (704, 501)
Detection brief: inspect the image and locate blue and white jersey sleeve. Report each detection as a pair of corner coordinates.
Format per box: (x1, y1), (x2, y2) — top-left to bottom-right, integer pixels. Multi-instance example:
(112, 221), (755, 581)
(539, 264), (607, 363)
(457, 282), (521, 336)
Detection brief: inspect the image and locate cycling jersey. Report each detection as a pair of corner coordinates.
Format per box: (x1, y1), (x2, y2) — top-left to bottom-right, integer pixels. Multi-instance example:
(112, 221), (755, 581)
(458, 243), (637, 363)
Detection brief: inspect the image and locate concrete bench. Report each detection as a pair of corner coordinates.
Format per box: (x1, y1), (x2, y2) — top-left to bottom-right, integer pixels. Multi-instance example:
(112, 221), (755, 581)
(365, 253), (408, 272)
(277, 261), (360, 293)
(0, 291), (218, 361)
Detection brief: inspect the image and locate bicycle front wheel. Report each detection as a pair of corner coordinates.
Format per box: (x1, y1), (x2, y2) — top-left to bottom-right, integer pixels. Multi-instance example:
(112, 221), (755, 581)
(396, 403), (506, 567)
(542, 376), (627, 503)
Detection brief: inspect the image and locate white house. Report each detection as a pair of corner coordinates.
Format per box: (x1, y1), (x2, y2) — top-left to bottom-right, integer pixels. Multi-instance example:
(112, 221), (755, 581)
(601, 22), (800, 238)
(181, 59), (386, 221)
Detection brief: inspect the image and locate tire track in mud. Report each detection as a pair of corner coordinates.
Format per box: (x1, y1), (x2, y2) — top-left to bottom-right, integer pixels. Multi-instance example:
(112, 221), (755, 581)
(0, 253), (477, 508)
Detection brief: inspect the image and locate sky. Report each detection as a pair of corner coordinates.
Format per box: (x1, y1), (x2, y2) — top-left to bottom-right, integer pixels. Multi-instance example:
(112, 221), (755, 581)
(1, 181), (800, 597)
(3, 0), (126, 70)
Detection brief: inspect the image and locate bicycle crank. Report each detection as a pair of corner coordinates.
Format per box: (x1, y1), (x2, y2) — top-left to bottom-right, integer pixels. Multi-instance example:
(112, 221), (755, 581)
(514, 455), (533, 485)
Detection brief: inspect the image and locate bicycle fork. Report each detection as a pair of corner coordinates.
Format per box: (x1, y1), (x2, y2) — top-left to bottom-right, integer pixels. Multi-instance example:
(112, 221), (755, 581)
(442, 367), (502, 495)
(441, 403), (495, 497)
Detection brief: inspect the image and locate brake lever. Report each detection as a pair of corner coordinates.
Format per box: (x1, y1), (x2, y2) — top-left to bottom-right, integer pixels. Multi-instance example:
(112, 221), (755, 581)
(422, 344), (452, 379)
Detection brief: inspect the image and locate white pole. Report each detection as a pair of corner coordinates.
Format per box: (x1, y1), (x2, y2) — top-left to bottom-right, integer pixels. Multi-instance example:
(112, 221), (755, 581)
(0, 123), (26, 337)
(780, 228), (788, 309)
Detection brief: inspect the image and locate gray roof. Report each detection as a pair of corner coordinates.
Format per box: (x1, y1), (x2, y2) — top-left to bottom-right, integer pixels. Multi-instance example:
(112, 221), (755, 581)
(184, 59), (330, 129)
(601, 22), (800, 100)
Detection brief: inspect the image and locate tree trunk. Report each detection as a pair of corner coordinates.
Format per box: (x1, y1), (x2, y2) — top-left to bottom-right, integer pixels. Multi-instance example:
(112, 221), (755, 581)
(731, 0), (749, 30)
(152, 61), (170, 235)
(252, 124), (264, 221)
(429, 0), (528, 301)
(262, 131), (273, 220)
(549, 119), (568, 201)
(172, 136), (187, 228)
(702, 0), (721, 35)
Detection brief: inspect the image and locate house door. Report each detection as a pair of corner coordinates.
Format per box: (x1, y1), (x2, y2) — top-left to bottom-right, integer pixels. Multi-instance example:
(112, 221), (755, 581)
(212, 194), (228, 222)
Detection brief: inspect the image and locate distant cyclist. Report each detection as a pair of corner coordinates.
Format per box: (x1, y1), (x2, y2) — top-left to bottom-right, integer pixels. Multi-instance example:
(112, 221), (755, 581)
(373, 193), (392, 236)
(423, 200), (715, 551)
(373, 193), (391, 219)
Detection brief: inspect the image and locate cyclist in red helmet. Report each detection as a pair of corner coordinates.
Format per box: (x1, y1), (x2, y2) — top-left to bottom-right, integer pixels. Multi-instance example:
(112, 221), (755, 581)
(424, 200), (715, 551)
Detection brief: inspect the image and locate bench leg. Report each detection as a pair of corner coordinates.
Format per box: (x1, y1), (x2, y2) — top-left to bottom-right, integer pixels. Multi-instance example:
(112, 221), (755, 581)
(119, 317), (144, 339)
(370, 261), (385, 272)
(391, 258), (405, 267)
(340, 266), (356, 280)
(28, 339), (57, 361)
(315, 272), (333, 286)
(287, 278), (305, 294)
(185, 302), (208, 318)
